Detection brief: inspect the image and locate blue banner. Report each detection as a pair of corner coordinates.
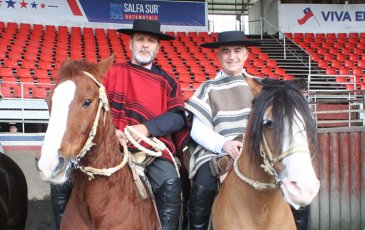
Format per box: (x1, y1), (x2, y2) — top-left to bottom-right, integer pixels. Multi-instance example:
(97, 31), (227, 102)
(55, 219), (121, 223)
(79, 0), (206, 26)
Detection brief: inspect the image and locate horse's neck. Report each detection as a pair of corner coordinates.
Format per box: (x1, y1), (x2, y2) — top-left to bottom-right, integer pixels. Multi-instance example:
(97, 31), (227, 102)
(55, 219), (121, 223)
(229, 152), (283, 205)
(218, 153), (291, 225)
(77, 114), (130, 181)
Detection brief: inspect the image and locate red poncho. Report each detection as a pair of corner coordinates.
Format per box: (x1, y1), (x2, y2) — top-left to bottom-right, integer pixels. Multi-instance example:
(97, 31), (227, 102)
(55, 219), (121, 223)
(103, 62), (185, 159)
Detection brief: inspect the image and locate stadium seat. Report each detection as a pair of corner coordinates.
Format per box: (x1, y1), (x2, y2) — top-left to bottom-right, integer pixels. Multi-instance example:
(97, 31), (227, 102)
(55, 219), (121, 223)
(36, 78), (52, 84)
(17, 68), (32, 78)
(4, 59), (19, 69)
(274, 68), (286, 75)
(22, 60), (36, 69)
(179, 82), (191, 90)
(192, 82), (202, 89)
(325, 68), (337, 75)
(34, 69), (49, 79)
(0, 67), (14, 77)
(33, 87), (49, 98)
(194, 73), (206, 82)
(19, 77), (35, 83)
(38, 61), (54, 70)
(178, 73), (191, 83)
(183, 89), (194, 101)
(339, 67), (350, 75)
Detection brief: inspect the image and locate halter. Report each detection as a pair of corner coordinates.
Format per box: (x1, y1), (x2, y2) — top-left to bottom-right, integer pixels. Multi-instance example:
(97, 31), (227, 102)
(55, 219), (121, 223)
(70, 71), (129, 180)
(234, 132), (310, 191)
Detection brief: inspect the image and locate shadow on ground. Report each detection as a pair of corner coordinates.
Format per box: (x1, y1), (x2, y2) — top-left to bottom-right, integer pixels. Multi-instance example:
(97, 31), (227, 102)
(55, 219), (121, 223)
(26, 200), (52, 230)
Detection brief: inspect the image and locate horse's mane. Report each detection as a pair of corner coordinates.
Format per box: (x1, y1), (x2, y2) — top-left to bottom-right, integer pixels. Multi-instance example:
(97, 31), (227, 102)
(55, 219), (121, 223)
(244, 78), (317, 166)
(58, 59), (100, 81)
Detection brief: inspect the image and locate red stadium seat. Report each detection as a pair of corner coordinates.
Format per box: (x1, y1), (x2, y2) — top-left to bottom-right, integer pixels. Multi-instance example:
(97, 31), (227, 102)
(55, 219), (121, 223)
(183, 89), (194, 101)
(179, 82), (190, 90)
(4, 59), (19, 69)
(36, 78), (52, 84)
(274, 68), (286, 75)
(325, 68), (337, 75)
(17, 68), (32, 78)
(194, 73), (206, 82)
(178, 73), (191, 83)
(34, 69), (49, 79)
(22, 60), (36, 69)
(38, 61), (54, 70)
(339, 68), (350, 75)
(33, 87), (49, 98)
(0, 67), (14, 77)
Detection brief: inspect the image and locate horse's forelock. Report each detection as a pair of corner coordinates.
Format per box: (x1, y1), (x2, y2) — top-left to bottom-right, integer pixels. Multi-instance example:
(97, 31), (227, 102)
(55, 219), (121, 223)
(245, 80), (316, 165)
(58, 60), (99, 82)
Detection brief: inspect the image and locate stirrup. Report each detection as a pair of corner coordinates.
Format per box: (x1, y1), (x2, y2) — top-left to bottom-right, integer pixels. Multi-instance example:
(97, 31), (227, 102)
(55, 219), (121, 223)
(210, 155), (233, 178)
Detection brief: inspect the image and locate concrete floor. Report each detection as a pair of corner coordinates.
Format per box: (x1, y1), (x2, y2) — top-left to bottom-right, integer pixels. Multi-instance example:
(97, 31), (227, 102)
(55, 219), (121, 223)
(5, 149), (50, 200)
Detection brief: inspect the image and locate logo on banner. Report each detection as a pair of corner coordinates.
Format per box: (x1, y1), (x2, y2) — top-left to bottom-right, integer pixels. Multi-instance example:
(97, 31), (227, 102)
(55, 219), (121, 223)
(297, 7), (320, 25)
(110, 2), (159, 20)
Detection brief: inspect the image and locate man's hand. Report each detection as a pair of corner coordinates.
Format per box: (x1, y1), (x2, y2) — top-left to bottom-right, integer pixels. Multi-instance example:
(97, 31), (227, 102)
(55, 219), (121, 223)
(222, 140), (243, 160)
(130, 124), (150, 143)
(115, 129), (127, 146)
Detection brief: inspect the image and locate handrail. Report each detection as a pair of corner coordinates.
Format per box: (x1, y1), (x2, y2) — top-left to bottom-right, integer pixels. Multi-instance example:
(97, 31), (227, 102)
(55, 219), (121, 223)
(259, 17), (312, 76)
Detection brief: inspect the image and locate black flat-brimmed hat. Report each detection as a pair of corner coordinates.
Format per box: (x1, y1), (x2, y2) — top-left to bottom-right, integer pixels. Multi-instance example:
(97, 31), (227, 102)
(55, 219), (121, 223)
(117, 19), (174, 41)
(200, 31), (259, 48)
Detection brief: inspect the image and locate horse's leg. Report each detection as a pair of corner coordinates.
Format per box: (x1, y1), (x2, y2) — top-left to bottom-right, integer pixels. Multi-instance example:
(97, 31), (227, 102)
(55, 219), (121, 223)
(61, 197), (89, 230)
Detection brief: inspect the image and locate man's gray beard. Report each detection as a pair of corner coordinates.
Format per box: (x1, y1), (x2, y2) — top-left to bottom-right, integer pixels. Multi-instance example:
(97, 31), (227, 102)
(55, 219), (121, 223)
(132, 49), (157, 65)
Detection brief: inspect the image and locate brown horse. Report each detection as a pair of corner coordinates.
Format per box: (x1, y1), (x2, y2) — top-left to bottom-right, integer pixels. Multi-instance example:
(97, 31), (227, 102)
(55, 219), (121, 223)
(0, 153), (28, 229)
(36, 56), (156, 229)
(212, 77), (320, 229)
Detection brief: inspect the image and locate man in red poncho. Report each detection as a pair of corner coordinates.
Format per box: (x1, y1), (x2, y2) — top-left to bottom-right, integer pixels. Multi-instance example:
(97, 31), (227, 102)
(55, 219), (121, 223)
(103, 19), (187, 229)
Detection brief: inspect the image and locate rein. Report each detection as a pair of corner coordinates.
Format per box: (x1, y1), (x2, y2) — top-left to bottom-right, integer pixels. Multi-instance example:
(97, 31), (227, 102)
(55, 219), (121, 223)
(234, 133), (310, 191)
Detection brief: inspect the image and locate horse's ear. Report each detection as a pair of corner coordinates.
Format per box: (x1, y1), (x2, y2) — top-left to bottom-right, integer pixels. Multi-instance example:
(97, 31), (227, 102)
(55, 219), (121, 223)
(245, 76), (263, 97)
(96, 54), (115, 77)
(61, 57), (72, 68)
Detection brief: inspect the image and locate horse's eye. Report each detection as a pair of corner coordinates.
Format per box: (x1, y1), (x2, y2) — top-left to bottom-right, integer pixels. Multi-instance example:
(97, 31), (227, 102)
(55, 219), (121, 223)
(82, 99), (92, 107)
(262, 119), (272, 127)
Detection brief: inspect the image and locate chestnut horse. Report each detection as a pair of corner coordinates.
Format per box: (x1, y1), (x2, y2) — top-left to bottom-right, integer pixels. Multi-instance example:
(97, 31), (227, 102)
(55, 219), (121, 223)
(0, 153), (28, 229)
(36, 56), (156, 229)
(212, 77), (320, 229)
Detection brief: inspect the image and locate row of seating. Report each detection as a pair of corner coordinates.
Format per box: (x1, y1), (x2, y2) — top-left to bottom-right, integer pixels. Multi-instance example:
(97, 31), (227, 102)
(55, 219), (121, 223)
(0, 21), (292, 100)
(287, 32), (365, 89)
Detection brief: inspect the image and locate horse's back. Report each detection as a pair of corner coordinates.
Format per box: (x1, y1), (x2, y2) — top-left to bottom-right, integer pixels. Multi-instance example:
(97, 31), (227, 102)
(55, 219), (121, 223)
(0, 154), (28, 229)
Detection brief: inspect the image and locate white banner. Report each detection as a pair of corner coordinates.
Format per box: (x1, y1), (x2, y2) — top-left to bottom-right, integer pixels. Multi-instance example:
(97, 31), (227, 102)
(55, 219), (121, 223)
(279, 3), (365, 33)
(0, 0), (207, 32)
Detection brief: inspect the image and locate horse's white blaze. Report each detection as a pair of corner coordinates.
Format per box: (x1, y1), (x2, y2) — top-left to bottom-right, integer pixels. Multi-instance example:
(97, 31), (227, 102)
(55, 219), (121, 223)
(279, 111), (320, 209)
(38, 81), (76, 181)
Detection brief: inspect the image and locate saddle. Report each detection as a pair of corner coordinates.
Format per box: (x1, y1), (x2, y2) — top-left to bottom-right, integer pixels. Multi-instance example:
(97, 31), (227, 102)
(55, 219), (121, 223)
(210, 155), (234, 179)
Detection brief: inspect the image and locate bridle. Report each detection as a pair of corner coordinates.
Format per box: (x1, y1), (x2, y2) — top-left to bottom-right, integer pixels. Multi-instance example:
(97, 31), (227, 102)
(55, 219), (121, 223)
(233, 129), (310, 191)
(69, 71), (129, 179)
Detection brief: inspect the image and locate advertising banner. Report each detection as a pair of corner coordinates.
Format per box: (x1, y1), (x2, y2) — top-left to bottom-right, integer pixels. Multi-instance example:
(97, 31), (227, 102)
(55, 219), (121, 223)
(279, 3), (365, 33)
(0, 0), (207, 31)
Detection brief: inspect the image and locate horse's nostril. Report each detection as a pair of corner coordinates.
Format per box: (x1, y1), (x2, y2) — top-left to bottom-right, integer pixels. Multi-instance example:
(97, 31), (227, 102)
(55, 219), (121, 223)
(54, 156), (65, 172)
(34, 157), (41, 171)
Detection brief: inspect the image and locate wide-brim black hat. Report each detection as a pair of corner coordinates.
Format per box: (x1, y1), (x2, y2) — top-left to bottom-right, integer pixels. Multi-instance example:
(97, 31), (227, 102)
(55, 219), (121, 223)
(117, 19), (174, 41)
(201, 31), (259, 48)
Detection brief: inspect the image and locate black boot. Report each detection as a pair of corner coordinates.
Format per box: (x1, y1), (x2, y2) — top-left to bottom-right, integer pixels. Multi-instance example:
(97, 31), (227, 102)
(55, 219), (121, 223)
(188, 182), (217, 230)
(155, 178), (182, 230)
(50, 179), (72, 230)
(291, 205), (310, 230)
